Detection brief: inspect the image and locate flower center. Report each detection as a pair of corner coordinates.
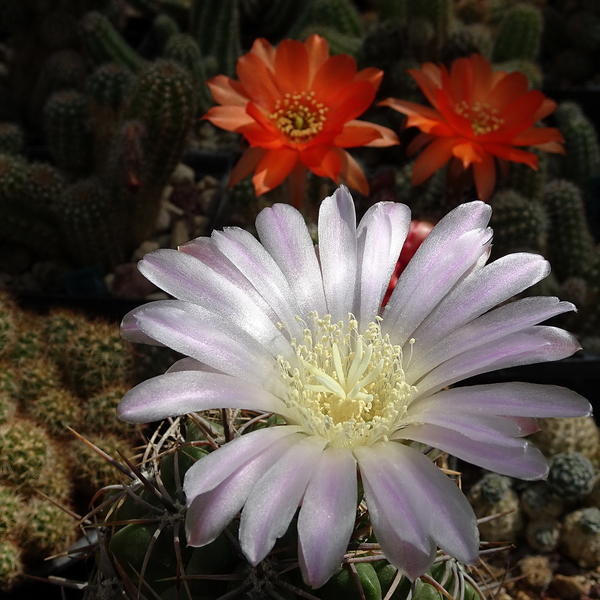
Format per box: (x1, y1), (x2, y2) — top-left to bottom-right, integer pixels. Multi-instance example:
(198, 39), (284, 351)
(454, 100), (504, 136)
(269, 91), (328, 143)
(277, 313), (415, 450)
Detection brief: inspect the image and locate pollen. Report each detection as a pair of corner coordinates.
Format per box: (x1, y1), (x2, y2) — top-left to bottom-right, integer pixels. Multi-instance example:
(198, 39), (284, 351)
(269, 91), (328, 143)
(455, 100), (504, 136)
(277, 313), (416, 449)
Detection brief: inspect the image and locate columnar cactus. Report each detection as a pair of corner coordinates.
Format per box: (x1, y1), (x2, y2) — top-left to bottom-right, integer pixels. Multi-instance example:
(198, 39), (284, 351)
(492, 3), (543, 62)
(309, 0), (364, 37)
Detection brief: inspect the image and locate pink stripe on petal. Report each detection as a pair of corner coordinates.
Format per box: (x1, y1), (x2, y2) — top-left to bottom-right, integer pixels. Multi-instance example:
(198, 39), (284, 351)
(298, 447), (357, 589)
(396, 424), (548, 479)
(240, 436), (327, 566)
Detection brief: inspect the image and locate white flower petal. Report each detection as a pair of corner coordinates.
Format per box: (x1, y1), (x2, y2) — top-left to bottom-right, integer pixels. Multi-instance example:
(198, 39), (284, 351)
(355, 202), (410, 328)
(298, 447), (357, 589)
(117, 371), (294, 423)
(318, 187), (358, 322)
(256, 203), (327, 317)
(240, 436), (327, 566)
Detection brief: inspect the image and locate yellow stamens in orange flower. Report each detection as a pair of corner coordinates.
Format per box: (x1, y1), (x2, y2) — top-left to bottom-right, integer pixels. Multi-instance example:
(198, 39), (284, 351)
(455, 100), (504, 136)
(269, 91), (328, 143)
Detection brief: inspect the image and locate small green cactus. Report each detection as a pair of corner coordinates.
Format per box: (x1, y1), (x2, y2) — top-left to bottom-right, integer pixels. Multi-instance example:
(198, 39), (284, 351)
(22, 497), (77, 556)
(82, 384), (138, 436)
(0, 485), (25, 539)
(504, 148), (547, 201)
(547, 452), (596, 501)
(152, 13), (181, 52)
(309, 0), (363, 38)
(561, 507), (600, 567)
(16, 357), (63, 401)
(521, 482), (566, 521)
(80, 11), (145, 73)
(530, 416), (600, 463)
(525, 519), (561, 553)
(28, 388), (83, 437)
(0, 539), (23, 589)
(492, 3), (543, 62)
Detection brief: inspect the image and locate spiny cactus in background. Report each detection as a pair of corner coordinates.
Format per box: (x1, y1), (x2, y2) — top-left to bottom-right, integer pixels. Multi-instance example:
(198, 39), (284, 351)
(43, 90), (94, 178)
(23, 497), (77, 557)
(110, 59), (197, 247)
(542, 179), (595, 282)
(547, 452), (596, 502)
(0, 154), (61, 257)
(554, 102), (600, 194)
(561, 507), (600, 567)
(28, 388), (82, 438)
(0, 540), (22, 590)
(467, 473), (523, 543)
(504, 148), (547, 202)
(0, 123), (23, 155)
(496, 59), (543, 89)
(82, 384), (138, 436)
(164, 33), (212, 115)
(299, 25), (363, 57)
(86, 63), (133, 172)
(488, 189), (547, 258)
(80, 11), (145, 74)
(440, 22), (493, 64)
(521, 482), (565, 521)
(492, 3), (542, 63)
(525, 518), (561, 553)
(190, 0), (242, 79)
(152, 12), (181, 52)
(378, 0), (407, 24)
(56, 177), (125, 273)
(408, 0), (451, 53)
(308, 0), (363, 38)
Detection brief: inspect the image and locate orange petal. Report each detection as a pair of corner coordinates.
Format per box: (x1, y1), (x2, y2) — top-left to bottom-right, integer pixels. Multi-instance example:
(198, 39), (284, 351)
(238, 121), (283, 148)
(274, 39), (309, 95)
(411, 137), (458, 185)
(533, 97), (557, 121)
(288, 161), (308, 208)
(203, 105), (255, 131)
(435, 87), (475, 138)
(488, 71), (529, 113)
(305, 34), (330, 83)
(534, 140), (565, 154)
(321, 81), (377, 134)
(207, 75), (249, 107)
(471, 55), (494, 105)
(250, 38), (276, 71)
(236, 51), (281, 110)
(334, 120), (399, 148)
(452, 140), (485, 168)
(449, 56), (473, 105)
(253, 147), (299, 195)
(498, 89), (545, 126)
(512, 127), (564, 147)
(472, 152), (496, 201)
(406, 132), (433, 156)
(409, 67), (442, 109)
(355, 67), (384, 89)
(337, 148), (369, 196)
(379, 98), (443, 122)
(483, 143), (539, 168)
(312, 54), (358, 103)
(229, 147), (268, 188)
(300, 145), (343, 181)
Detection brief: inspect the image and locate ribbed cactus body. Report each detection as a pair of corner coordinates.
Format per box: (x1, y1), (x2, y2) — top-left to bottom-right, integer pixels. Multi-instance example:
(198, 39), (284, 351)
(152, 13), (180, 52)
(547, 452), (596, 501)
(114, 60), (197, 245)
(309, 0), (363, 37)
(542, 179), (595, 281)
(555, 102), (600, 192)
(299, 25), (362, 57)
(164, 33), (212, 114)
(505, 149), (546, 201)
(492, 3), (542, 62)
(489, 189), (548, 257)
(190, 0), (242, 78)
(43, 90), (94, 177)
(56, 177), (125, 272)
(80, 11), (145, 73)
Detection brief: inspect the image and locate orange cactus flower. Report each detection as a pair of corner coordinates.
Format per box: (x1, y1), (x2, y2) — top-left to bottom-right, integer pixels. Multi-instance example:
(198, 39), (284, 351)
(203, 35), (399, 207)
(379, 54), (565, 201)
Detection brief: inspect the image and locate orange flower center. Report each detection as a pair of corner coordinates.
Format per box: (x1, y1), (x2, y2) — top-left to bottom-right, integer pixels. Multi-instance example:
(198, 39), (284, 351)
(269, 91), (328, 143)
(454, 100), (504, 136)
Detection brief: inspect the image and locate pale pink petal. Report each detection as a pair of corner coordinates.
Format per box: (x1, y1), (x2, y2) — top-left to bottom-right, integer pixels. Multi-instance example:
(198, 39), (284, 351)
(318, 187), (358, 321)
(240, 436), (327, 565)
(117, 371), (294, 423)
(298, 447), (357, 588)
(256, 203), (327, 317)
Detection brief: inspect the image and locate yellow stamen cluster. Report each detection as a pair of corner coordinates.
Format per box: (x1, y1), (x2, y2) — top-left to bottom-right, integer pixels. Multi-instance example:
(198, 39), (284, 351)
(278, 313), (415, 450)
(455, 100), (504, 136)
(269, 91), (328, 143)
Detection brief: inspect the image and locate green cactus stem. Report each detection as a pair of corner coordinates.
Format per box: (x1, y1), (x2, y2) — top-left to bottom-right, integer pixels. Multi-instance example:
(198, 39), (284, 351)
(309, 0), (363, 38)
(492, 3), (543, 63)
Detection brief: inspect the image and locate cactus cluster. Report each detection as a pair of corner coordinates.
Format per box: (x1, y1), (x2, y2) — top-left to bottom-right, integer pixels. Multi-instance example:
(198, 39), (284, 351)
(0, 292), (148, 589)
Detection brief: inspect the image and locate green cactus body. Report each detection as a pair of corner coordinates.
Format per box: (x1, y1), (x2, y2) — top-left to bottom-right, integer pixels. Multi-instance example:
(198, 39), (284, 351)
(441, 22), (493, 63)
(0, 393), (17, 427)
(23, 497), (77, 556)
(547, 452), (596, 501)
(542, 179), (595, 281)
(0, 539), (23, 589)
(0, 123), (24, 155)
(43, 90), (94, 178)
(492, 4), (542, 62)
(309, 0), (363, 37)
(561, 507), (600, 567)
(56, 177), (125, 272)
(16, 357), (62, 402)
(116, 60), (197, 246)
(29, 388), (82, 437)
(489, 189), (548, 257)
(467, 473), (522, 542)
(43, 309), (87, 363)
(505, 148), (547, 200)
(82, 384), (138, 436)
(23, 162), (66, 220)
(190, 0), (242, 78)
(164, 33), (212, 115)
(152, 13), (181, 52)
(0, 485), (25, 540)
(80, 11), (145, 73)
(299, 25), (362, 56)
(554, 102), (600, 193)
